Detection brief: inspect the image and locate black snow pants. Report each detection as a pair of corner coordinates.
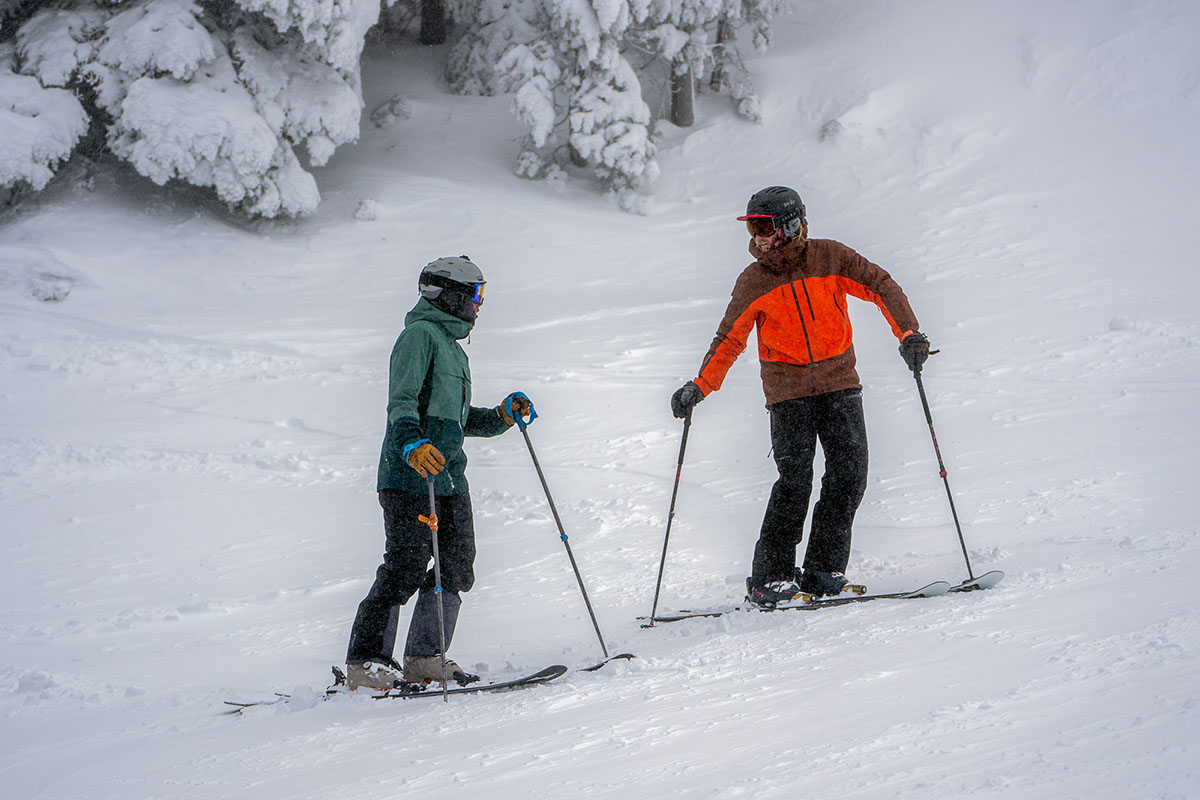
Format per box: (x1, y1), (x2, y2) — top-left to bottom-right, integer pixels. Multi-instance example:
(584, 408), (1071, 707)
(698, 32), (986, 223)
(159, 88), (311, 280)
(346, 489), (476, 663)
(752, 388), (869, 583)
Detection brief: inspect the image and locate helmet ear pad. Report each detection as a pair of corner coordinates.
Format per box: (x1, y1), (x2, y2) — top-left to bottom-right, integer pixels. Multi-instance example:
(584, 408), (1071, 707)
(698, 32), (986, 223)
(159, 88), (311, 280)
(781, 214), (805, 242)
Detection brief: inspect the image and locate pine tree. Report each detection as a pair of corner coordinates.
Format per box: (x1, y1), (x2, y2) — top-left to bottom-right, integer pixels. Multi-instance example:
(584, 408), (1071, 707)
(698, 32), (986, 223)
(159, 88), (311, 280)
(456, 0), (658, 210)
(1, 41), (89, 204)
(4, 0), (379, 217)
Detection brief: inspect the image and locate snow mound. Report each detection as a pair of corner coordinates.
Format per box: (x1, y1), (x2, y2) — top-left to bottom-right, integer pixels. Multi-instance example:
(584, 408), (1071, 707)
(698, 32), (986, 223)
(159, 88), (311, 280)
(0, 244), (86, 302)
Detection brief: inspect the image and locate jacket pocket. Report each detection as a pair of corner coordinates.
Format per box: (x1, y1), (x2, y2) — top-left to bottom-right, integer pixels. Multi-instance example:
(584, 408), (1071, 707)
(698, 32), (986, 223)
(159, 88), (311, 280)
(428, 365), (470, 424)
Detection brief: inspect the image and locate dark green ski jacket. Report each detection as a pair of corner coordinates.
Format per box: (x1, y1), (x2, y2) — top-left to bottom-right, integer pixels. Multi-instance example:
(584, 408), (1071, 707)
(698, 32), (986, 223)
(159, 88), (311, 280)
(377, 299), (510, 496)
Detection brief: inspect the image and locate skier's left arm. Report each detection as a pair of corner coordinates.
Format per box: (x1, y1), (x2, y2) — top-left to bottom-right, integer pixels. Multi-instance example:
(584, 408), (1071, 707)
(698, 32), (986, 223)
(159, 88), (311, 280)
(836, 245), (930, 371)
(465, 392), (532, 437)
(836, 245), (921, 341)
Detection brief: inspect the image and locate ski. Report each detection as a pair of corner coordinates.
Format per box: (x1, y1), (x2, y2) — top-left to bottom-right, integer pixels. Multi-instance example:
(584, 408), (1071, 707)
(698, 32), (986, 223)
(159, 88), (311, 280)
(947, 570), (1005, 593)
(223, 664), (568, 713)
(364, 664), (567, 700)
(579, 652), (636, 672)
(638, 580), (953, 625)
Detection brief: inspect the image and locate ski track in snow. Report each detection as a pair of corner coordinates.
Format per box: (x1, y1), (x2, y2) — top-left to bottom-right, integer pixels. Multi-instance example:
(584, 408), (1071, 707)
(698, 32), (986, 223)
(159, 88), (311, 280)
(3, 2), (1200, 798)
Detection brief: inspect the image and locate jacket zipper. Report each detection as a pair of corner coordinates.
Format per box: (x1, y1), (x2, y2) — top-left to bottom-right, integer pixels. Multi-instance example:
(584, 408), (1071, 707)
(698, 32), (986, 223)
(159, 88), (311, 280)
(786, 281), (817, 363)
(756, 317), (772, 358)
(833, 293), (847, 322)
(800, 279), (817, 320)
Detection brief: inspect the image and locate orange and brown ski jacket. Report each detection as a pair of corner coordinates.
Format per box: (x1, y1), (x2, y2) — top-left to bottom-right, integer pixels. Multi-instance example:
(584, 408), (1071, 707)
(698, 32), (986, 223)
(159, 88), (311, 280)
(694, 236), (920, 406)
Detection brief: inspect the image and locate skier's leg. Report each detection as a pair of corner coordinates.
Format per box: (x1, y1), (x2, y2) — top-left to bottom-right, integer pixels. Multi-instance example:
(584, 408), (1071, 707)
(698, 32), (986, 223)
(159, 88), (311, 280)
(402, 492), (476, 658)
(402, 587), (462, 658)
(803, 388), (869, 575)
(346, 490), (432, 663)
(752, 397), (818, 583)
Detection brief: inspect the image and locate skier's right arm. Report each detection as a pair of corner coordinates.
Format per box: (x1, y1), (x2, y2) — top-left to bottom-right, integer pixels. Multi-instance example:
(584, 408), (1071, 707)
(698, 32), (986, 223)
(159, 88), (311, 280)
(693, 284), (758, 396)
(672, 284), (757, 418)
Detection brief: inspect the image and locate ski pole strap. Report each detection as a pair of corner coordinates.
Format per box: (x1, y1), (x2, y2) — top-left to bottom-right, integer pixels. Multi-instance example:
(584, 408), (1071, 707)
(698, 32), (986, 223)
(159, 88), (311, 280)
(505, 391), (539, 432)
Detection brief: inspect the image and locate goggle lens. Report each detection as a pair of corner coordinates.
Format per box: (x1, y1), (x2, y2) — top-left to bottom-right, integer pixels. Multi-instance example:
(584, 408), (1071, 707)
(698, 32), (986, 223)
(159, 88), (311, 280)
(745, 217), (777, 237)
(470, 282), (485, 304)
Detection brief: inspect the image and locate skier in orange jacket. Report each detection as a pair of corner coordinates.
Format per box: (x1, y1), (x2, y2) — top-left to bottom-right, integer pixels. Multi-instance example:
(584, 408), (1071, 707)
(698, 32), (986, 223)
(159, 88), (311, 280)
(672, 186), (931, 606)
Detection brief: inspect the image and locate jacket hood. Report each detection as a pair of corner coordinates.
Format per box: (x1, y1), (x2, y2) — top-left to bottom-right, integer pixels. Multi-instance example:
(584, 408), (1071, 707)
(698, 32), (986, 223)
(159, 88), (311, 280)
(405, 297), (474, 340)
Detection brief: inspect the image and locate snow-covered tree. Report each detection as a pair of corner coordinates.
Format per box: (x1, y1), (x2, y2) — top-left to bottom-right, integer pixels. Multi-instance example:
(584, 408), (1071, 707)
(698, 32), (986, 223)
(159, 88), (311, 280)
(1, 43), (89, 204)
(631, 0), (782, 125)
(446, 0), (540, 96)
(4, 0), (378, 217)
(447, 0), (780, 207)
(566, 34), (659, 206)
(629, 0), (722, 126)
(452, 0), (657, 209)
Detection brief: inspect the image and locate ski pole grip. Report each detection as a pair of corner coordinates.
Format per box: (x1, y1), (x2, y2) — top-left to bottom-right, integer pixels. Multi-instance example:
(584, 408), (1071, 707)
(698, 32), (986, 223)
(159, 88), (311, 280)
(505, 391), (538, 432)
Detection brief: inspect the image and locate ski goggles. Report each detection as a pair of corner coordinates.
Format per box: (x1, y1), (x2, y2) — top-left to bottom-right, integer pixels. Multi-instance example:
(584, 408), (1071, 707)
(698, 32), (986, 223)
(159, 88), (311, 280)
(424, 274), (486, 304)
(740, 215), (779, 237)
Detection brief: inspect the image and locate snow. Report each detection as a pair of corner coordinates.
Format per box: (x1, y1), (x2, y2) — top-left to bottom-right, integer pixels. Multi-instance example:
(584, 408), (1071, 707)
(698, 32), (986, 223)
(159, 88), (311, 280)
(2, 1), (1199, 798)
(96, 0), (216, 81)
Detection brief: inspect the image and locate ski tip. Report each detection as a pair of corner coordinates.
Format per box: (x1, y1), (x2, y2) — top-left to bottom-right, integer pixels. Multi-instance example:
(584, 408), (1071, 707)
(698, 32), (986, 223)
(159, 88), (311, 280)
(532, 664), (570, 680)
(952, 570), (1005, 592)
(579, 653), (636, 672)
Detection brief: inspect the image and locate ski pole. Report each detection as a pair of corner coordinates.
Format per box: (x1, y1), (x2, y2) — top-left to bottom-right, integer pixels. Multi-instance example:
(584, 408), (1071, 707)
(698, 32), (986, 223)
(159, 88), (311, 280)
(418, 476), (450, 703)
(911, 366), (976, 581)
(646, 409), (692, 626)
(506, 393), (610, 659)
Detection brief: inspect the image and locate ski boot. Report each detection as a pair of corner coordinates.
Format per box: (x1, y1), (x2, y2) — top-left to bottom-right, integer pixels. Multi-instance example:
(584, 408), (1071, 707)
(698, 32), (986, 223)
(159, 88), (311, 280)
(403, 654), (481, 686)
(745, 577), (806, 608)
(797, 569), (867, 599)
(344, 657), (407, 691)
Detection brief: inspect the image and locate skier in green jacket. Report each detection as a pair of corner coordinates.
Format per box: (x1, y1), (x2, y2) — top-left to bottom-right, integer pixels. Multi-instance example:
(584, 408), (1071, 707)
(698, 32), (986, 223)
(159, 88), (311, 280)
(346, 256), (531, 690)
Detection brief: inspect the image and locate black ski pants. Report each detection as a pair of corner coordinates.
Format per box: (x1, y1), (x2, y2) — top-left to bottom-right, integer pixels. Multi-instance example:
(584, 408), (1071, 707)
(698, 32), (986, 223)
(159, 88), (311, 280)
(753, 388), (869, 583)
(346, 489), (476, 663)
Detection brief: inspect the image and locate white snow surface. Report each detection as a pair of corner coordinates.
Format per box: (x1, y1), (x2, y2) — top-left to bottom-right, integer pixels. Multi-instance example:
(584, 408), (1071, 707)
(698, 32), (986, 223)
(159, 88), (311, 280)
(2, 1), (1199, 798)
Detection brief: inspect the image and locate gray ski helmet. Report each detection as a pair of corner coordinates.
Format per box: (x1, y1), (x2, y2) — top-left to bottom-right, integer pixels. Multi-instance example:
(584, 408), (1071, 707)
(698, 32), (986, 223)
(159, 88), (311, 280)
(738, 186), (806, 241)
(418, 255), (485, 302)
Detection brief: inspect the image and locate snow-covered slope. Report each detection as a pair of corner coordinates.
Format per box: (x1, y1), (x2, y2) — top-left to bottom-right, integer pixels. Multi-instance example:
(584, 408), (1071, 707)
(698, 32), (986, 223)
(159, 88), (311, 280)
(2, 1), (1198, 797)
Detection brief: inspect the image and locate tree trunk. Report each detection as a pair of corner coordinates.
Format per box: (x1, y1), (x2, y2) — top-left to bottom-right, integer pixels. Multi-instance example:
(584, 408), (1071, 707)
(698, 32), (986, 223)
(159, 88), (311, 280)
(419, 0), (447, 45)
(671, 61), (695, 128)
(711, 20), (734, 92)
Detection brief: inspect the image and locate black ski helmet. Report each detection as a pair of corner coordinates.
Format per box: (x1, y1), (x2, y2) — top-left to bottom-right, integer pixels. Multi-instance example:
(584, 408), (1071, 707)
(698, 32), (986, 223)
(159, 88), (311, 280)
(418, 255), (486, 324)
(738, 186), (806, 243)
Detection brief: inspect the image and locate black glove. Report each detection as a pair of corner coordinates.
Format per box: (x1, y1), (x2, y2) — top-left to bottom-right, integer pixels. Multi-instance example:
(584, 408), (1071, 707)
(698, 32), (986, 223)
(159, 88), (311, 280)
(671, 381), (704, 419)
(899, 332), (931, 373)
